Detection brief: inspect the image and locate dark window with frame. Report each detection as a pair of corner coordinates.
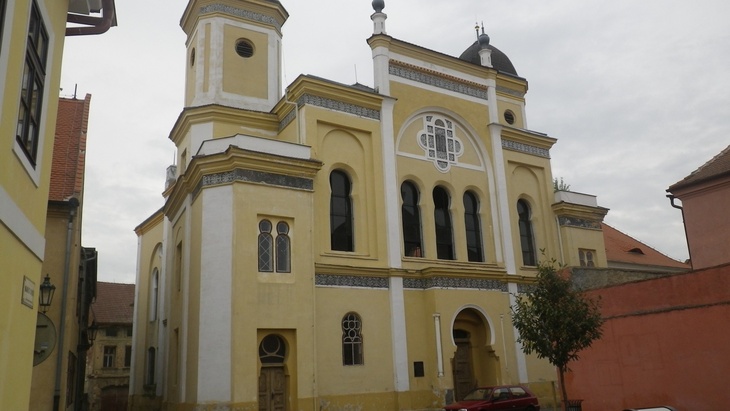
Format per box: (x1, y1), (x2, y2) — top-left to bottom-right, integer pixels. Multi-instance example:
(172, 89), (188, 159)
(579, 249), (595, 267)
(145, 347), (156, 385)
(103, 346), (116, 368)
(342, 312), (363, 365)
(433, 186), (454, 260)
(517, 199), (536, 266)
(124, 346), (132, 367)
(275, 221), (291, 272)
(16, 1), (48, 165)
(258, 219), (274, 272)
(401, 181), (423, 257)
(330, 170), (354, 251)
(0, 0), (7, 53)
(463, 191), (484, 262)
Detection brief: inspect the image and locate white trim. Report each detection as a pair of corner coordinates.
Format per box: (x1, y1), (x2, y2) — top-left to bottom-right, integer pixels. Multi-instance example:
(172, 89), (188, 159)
(0, 185), (45, 260)
(179, 195), (192, 402)
(197, 185), (233, 402)
(396, 151), (485, 172)
(158, 214), (171, 397)
(196, 133), (310, 160)
(390, 76), (488, 106)
(380, 98), (400, 267)
(12, 0), (56, 186)
(372, 45), (390, 95)
(433, 313), (444, 377)
(449, 304), (497, 347)
(508, 283), (528, 382)
(192, 16), (281, 111)
(389, 277), (410, 391)
(389, 51), (489, 87)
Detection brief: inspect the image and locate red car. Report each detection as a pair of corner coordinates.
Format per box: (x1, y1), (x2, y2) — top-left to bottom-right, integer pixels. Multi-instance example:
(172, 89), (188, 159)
(443, 385), (540, 411)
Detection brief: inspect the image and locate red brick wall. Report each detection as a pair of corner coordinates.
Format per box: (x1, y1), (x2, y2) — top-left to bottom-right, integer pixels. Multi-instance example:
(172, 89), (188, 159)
(565, 264), (730, 411)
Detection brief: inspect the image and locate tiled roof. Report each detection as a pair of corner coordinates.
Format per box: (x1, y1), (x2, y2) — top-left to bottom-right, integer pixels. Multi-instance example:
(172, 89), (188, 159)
(602, 223), (689, 269)
(668, 145), (730, 192)
(49, 95), (92, 202)
(92, 282), (135, 325)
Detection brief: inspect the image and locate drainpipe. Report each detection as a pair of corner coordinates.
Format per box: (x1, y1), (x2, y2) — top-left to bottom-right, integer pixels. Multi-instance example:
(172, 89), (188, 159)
(666, 194), (693, 270)
(66, 0), (116, 36)
(53, 198), (80, 411)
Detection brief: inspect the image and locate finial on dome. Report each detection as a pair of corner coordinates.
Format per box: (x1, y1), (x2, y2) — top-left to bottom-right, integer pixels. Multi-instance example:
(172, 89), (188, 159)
(478, 22), (490, 48)
(372, 0), (385, 13)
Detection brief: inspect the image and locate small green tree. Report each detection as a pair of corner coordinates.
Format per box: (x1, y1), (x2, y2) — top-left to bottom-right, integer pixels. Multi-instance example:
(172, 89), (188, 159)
(553, 177), (571, 192)
(511, 260), (603, 411)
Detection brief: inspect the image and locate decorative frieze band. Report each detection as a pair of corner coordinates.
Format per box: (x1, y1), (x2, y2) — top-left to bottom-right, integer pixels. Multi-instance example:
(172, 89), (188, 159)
(297, 94), (380, 120)
(502, 139), (550, 158)
(194, 168), (313, 198)
(315, 274), (389, 289)
(557, 216), (602, 230)
(200, 4), (281, 30)
(495, 85), (525, 98)
(389, 62), (489, 100)
(404, 277), (507, 292)
(315, 274), (508, 292)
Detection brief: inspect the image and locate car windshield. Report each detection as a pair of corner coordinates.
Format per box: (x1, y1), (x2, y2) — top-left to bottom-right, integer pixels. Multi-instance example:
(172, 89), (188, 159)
(463, 388), (493, 400)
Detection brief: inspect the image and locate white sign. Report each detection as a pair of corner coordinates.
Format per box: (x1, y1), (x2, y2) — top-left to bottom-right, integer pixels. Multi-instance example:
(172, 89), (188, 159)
(22, 276), (35, 309)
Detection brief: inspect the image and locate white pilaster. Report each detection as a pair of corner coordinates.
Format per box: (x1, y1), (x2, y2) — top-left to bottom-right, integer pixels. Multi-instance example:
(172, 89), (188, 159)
(197, 185), (233, 402)
(389, 277), (410, 391)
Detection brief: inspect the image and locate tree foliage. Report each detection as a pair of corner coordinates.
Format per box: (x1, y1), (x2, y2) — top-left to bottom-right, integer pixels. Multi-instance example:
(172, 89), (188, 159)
(511, 259), (603, 410)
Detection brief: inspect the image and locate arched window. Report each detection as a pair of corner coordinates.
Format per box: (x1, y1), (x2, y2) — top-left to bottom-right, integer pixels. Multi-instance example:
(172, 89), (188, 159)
(517, 199), (537, 266)
(342, 312), (363, 365)
(258, 220), (274, 272)
(275, 221), (291, 273)
(463, 191), (484, 262)
(401, 181), (423, 257)
(330, 170), (353, 251)
(433, 186), (454, 260)
(145, 347), (156, 385)
(259, 334), (286, 364)
(149, 269), (159, 322)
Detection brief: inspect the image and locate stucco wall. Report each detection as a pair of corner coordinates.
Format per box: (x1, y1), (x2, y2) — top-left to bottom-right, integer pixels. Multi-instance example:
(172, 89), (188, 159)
(565, 263), (730, 411)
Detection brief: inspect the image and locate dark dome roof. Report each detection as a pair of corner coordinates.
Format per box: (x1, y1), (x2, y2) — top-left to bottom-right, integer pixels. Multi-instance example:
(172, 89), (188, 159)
(459, 41), (518, 76)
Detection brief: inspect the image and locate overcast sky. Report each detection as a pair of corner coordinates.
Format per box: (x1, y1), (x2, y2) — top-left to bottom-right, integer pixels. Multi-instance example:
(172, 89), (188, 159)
(60, 0), (730, 284)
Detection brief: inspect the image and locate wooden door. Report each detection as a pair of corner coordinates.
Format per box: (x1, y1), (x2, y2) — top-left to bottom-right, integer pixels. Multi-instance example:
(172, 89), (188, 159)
(453, 341), (475, 401)
(100, 385), (128, 411)
(258, 366), (286, 411)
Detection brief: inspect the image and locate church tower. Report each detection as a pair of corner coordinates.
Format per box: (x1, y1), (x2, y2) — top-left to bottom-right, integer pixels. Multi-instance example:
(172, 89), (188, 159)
(180, 0), (288, 112)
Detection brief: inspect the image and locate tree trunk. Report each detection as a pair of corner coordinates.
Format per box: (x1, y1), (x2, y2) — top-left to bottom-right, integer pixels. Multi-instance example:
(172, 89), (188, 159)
(559, 366), (568, 411)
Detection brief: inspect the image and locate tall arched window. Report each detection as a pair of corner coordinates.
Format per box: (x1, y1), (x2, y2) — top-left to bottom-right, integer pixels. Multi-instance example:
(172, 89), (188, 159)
(258, 220), (274, 272)
(433, 186), (454, 260)
(517, 199), (536, 266)
(342, 312), (363, 365)
(330, 170), (354, 251)
(463, 191), (484, 262)
(401, 181), (422, 257)
(145, 347), (156, 385)
(149, 269), (159, 322)
(275, 221), (291, 273)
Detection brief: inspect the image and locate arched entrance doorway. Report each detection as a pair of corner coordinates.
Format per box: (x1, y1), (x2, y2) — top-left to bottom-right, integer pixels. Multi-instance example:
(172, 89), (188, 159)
(258, 334), (288, 411)
(451, 307), (500, 400)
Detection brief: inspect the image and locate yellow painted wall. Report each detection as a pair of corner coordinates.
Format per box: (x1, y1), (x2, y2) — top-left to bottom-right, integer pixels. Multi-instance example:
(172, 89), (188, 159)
(222, 24), (268, 99)
(0, 0), (71, 409)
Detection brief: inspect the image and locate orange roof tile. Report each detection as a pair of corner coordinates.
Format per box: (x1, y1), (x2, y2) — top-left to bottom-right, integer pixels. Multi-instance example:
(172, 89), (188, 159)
(92, 282), (135, 325)
(49, 95), (91, 202)
(602, 223), (689, 269)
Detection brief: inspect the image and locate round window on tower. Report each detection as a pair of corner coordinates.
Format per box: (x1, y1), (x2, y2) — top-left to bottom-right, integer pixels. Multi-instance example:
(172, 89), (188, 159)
(235, 39), (255, 58)
(504, 110), (516, 125)
(190, 48), (196, 67)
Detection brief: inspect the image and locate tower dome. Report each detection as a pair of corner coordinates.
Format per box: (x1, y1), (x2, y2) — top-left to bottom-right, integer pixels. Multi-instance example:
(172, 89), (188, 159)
(459, 41), (518, 76)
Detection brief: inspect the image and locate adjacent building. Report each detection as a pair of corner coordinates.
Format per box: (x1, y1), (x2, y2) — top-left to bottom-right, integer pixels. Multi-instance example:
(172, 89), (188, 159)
(667, 144), (730, 270)
(0, 1), (115, 408)
(86, 281), (136, 411)
(130, 1), (609, 410)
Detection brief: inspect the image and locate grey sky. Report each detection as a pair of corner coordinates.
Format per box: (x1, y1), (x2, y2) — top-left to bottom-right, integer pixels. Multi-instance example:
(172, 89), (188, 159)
(60, 0), (730, 284)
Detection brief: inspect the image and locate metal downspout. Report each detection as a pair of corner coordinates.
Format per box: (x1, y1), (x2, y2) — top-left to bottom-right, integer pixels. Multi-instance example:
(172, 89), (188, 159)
(53, 198), (79, 411)
(667, 194), (693, 270)
(65, 0), (115, 36)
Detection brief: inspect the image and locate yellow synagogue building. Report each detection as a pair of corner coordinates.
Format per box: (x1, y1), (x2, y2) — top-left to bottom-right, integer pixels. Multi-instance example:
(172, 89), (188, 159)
(130, 1), (608, 410)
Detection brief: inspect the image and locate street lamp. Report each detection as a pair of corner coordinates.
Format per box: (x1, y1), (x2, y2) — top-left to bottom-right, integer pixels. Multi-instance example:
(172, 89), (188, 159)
(38, 274), (55, 314)
(87, 321), (98, 345)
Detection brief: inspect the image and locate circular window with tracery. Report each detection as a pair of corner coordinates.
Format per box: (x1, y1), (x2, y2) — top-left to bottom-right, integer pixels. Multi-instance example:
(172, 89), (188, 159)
(235, 39), (254, 58)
